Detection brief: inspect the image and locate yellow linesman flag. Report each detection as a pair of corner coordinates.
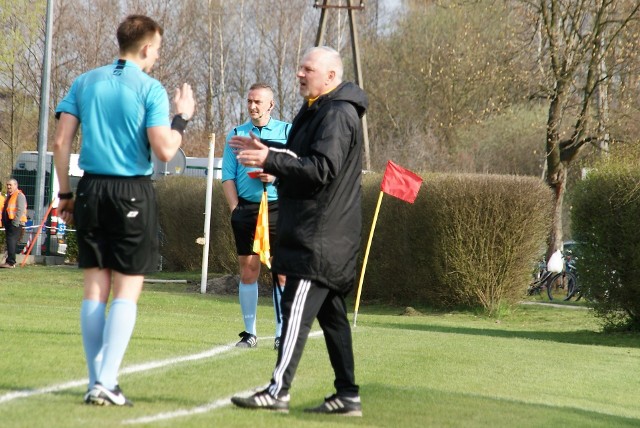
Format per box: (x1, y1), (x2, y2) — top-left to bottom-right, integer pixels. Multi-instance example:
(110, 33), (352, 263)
(252, 191), (271, 268)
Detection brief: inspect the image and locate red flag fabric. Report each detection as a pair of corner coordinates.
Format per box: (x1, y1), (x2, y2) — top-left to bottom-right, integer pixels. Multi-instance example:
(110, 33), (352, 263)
(380, 160), (423, 203)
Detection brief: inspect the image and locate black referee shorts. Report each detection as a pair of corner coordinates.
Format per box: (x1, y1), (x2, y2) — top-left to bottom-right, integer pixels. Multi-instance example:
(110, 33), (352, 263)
(74, 174), (159, 275)
(231, 197), (279, 256)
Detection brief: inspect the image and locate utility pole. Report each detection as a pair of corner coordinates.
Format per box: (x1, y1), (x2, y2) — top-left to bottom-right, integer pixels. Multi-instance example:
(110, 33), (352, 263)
(313, 0), (371, 171)
(34, 0), (55, 257)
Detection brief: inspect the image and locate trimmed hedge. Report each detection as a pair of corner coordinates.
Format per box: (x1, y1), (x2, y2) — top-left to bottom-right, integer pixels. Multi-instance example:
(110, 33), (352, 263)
(571, 164), (640, 330)
(155, 176), (236, 274)
(156, 173), (552, 313)
(360, 173), (552, 313)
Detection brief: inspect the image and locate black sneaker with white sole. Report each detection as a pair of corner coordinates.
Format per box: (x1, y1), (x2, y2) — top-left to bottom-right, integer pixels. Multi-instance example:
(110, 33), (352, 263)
(304, 394), (362, 416)
(231, 389), (289, 413)
(88, 382), (133, 406)
(235, 331), (257, 348)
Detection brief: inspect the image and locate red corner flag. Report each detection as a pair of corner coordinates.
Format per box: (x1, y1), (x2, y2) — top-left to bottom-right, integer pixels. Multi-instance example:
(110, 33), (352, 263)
(380, 160), (423, 203)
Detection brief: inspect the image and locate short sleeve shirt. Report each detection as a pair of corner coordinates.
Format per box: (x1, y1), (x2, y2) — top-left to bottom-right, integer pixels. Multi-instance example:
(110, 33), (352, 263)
(222, 118), (290, 202)
(55, 59), (170, 176)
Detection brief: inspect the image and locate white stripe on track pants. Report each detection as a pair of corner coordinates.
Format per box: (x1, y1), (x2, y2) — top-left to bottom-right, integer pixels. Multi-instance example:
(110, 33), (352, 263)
(268, 277), (359, 399)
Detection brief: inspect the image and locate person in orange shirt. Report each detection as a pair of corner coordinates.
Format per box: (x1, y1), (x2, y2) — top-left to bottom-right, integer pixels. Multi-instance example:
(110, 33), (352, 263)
(1, 179), (27, 268)
(0, 182), (5, 228)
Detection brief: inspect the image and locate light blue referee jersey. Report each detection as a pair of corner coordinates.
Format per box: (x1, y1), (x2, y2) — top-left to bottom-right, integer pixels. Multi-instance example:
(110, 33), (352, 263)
(55, 59), (170, 176)
(222, 118), (290, 203)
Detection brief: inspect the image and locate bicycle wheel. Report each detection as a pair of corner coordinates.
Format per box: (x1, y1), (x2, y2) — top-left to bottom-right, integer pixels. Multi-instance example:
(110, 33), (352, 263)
(546, 273), (566, 301)
(527, 283), (544, 300)
(575, 289), (583, 301)
(527, 272), (550, 300)
(563, 272), (579, 301)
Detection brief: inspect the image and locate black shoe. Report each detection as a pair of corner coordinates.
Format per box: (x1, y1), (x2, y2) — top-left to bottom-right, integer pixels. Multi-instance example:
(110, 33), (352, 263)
(274, 337), (280, 350)
(235, 331), (257, 348)
(304, 394), (362, 416)
(231, 388), (289, 413)
(88, 382), (133, 406)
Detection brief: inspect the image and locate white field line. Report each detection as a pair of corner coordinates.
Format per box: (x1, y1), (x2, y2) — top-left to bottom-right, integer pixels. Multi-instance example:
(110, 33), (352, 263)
(0, 340), (238, 405)
(0, 331), (324, 406)
(121, 330), (325, 425)
(121, 388), (257, 425)
(0, 379), (88, 404)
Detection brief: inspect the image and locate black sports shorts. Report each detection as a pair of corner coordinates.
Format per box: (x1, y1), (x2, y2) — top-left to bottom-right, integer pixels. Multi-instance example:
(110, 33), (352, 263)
(74, 174), (159, 274)
(231, 197), (279, 256)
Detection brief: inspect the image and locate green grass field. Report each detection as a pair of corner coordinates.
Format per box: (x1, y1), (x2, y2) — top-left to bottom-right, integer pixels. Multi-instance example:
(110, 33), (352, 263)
(1, 266), (639, 427)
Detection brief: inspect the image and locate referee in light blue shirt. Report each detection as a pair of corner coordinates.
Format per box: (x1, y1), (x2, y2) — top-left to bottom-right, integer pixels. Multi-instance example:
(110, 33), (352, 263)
(52, 15), (196, 406)
(222, 83), (290, 350)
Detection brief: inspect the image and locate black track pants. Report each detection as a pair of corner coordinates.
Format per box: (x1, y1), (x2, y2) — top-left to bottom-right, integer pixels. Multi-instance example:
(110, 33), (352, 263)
(4, 222), (20, 266)
(267, 277), (359, 398)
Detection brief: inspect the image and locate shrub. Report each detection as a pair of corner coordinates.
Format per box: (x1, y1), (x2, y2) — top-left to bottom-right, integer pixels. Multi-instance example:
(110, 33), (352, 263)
(571, 151), (640, 331)
(0, 227), (5, 254)
(155, 176), (237, 274)
(157, 173), (552, 313)
(64, 230), (78, 263)
(360, 173), (552, 314)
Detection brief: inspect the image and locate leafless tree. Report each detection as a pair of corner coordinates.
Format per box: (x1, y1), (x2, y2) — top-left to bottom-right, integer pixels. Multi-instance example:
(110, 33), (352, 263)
(3, 0), (640, 211)
(0, 0), (45, 173)
(524, 0), (640, 257)
(361, 0), (536, 172)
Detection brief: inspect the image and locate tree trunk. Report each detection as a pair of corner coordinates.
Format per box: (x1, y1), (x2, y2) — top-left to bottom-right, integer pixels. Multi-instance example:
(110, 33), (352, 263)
(545, 84), (566, 259)
(596, 35), (610, 153)
(548, 167), (567, 261)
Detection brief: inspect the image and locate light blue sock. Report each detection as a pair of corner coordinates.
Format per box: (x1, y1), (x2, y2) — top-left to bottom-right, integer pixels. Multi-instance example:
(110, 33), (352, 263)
(97, 298), (137, 390)
(273, 283), (283, 338)
(239, 281), (258, 335)
(81, 299), (106, 389)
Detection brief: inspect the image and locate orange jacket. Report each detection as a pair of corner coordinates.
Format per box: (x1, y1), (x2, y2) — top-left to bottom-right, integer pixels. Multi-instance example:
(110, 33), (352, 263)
(5, 190), (27, 223)
(0, 194), (4, 227)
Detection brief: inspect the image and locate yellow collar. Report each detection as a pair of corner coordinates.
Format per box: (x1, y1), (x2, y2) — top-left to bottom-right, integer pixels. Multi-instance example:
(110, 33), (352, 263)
(307, 88), (336, 107)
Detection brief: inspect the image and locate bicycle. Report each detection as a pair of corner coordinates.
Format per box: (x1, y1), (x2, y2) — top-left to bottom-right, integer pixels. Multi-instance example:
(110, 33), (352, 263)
(560, 255), (582, 301)
(546, 268), (579, 301)
(526, 255), (581, 301)
(527, 260), (550, 298)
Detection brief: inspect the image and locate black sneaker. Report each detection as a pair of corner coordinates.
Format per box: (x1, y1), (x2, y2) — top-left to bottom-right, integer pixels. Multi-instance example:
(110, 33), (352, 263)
(88, 382), (133, 406)
(236, 331), (257, 348)
(231, 388), (289, 413)
(274, 337), (281, 350)
(304, 394), (362, 416)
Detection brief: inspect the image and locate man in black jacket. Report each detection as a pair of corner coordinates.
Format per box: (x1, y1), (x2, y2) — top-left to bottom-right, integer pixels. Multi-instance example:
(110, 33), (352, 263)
(229, 46), (367, 417)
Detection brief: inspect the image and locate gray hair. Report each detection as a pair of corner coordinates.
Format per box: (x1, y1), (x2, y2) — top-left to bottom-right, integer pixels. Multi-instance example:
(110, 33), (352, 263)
(305, 46), (343, 82)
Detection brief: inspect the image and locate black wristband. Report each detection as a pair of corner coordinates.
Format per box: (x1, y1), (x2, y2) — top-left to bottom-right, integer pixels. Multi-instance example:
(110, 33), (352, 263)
(58, 192), (74, 200)
(171, 115), (188, 136)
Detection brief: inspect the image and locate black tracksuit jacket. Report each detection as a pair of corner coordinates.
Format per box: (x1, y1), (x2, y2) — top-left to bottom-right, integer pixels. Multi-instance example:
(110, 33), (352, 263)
(263, 81), (369, 294)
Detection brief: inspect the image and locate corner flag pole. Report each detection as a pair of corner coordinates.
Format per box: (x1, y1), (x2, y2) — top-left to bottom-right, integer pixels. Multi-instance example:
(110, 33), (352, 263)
(353, 190), (384, 327)
(20, 198), (55, 267)
(200, 133), (216, 294)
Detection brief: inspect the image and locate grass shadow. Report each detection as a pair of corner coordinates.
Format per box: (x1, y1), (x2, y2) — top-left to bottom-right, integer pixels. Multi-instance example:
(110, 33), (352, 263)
(364, 321), (640, 349)
(290, 382), (640, 428)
